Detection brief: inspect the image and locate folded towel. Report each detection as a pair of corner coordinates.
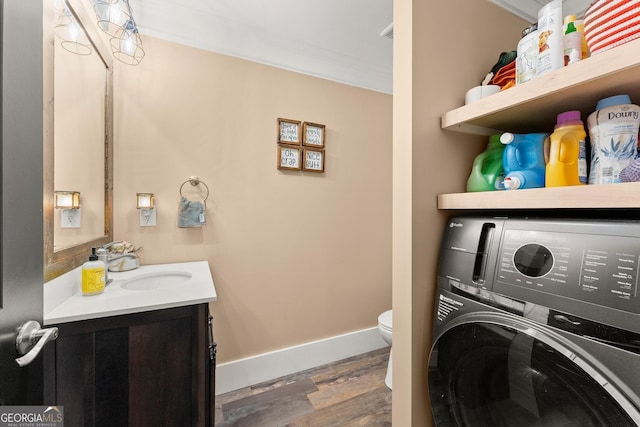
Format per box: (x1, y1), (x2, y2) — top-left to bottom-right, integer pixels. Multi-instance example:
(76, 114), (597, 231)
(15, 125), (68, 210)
(481, 50), (517, 86)
(178, 196), (206, 228)
(490, 60), (516, 89)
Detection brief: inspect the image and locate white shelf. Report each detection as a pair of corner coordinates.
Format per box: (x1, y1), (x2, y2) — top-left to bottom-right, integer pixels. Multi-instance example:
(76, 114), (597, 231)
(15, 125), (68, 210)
(438, 38), (640, 210)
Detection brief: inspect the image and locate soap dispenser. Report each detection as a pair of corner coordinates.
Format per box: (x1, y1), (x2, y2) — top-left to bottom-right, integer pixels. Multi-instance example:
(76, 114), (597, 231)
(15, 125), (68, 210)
(82, 248), (105, 296)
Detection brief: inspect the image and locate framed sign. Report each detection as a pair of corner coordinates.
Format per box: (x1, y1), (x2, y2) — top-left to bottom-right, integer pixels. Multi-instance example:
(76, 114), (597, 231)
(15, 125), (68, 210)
(303, 122), (325, 148)
(277, 145), (302, 170)
(278, 118), (301, 145)
(303, 148), (325, 173)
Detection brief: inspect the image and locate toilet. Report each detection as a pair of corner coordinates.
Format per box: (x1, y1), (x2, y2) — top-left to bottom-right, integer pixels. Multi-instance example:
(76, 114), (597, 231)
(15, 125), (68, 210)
(378, 310), (392, 389)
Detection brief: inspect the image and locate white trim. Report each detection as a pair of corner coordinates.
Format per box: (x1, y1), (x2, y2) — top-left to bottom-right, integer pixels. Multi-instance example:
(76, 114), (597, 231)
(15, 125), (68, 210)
(137, 28), (393, 95)
(215, 327), (389, 395)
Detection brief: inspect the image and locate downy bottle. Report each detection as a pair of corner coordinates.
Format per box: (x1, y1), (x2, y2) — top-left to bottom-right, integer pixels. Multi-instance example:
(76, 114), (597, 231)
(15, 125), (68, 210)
(588, 95), (640, 184)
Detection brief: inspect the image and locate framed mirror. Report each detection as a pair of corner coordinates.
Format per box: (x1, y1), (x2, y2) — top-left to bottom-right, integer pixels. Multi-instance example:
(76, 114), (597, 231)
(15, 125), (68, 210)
(44, 0), (113, 281)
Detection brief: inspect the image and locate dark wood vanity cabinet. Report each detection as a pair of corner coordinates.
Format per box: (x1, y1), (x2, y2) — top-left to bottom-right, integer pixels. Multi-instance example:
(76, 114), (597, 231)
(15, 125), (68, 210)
(44, 304), (216, 427)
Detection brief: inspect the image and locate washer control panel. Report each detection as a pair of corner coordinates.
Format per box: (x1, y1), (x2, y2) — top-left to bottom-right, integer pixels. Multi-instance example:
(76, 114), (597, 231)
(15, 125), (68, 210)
(497, 228), (640, 314)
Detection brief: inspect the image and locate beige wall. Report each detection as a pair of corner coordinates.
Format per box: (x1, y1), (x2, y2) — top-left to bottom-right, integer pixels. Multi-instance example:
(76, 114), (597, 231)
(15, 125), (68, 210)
(112, 36), (392, 363)
(392, 0), (525, 425)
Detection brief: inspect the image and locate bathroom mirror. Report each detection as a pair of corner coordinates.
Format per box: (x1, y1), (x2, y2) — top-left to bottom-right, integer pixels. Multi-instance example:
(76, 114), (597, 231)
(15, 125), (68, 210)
(44, 0), (113, 281)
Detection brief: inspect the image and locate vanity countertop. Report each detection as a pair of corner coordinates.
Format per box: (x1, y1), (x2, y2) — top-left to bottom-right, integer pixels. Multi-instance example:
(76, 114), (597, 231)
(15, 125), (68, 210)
(44, 261), (217, 325)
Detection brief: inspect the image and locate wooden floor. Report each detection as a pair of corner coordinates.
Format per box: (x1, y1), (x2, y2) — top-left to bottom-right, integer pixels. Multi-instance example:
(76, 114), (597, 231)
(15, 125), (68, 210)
(214, 347), (392, 426)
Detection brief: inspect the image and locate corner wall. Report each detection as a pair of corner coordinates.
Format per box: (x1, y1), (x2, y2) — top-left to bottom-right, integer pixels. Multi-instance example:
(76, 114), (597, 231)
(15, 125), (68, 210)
(392, 0), (525, 424)
(113, 36), (392, 365)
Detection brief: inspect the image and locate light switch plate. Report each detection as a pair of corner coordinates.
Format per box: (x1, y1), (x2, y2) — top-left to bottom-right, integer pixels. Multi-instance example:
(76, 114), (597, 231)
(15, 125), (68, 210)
(61, 209), (81, 228)
(139, 207), (157, 227)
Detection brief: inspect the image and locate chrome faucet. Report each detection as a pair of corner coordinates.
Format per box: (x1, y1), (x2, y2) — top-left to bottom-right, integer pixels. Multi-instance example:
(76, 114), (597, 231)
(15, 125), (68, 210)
(105, 253), (140, 272)
(99, 241), (141, 278)
(95, 246), (110, 285)
(101, 241), (124, 252)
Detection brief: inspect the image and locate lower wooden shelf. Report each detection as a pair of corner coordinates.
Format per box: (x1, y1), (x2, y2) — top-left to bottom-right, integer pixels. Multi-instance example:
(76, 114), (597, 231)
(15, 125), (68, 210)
(438, 182), (640, 210)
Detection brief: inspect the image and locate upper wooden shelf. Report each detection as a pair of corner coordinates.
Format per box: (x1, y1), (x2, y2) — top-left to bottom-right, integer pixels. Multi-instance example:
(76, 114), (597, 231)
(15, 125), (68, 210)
(441, 38), (640, 136)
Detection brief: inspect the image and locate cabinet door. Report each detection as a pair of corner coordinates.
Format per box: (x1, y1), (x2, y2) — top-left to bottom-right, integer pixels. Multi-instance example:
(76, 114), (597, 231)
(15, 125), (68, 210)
(129, 316), (193, 425)
(46, 304), (213, 426)
(50, 325), (129, 426)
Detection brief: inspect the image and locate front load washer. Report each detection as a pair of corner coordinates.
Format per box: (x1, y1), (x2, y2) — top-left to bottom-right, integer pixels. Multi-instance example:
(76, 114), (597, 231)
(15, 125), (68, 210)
(428, 216), (640, 426)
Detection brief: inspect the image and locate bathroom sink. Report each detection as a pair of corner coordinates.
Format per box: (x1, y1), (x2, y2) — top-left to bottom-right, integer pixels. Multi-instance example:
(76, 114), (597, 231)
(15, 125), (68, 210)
(120, 271), (192, 291)
(44, 261), (216, 325)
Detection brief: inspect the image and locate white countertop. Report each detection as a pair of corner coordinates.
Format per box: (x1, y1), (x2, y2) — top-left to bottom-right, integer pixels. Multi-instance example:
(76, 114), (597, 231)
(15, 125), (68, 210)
(44, 261), (217, 325)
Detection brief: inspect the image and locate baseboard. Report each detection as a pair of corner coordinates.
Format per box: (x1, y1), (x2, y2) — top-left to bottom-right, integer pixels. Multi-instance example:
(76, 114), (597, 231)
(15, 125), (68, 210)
(215, 327), (388, 395)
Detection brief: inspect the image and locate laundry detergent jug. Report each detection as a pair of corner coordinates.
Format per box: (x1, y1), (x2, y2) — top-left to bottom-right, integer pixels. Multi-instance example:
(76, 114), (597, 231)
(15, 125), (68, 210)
(466, 134), (506, 192)
(546, 110), (587, 187)
(500, 132), (548, 190)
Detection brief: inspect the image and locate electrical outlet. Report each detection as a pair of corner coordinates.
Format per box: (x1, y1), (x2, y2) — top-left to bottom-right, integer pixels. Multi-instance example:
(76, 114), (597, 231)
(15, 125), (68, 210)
(61, 209), (81, 228)
(139, 207), (156, 227)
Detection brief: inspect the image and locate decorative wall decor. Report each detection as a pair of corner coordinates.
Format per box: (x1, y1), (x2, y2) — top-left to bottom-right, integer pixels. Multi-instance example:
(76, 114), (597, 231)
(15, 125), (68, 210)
(303, 122), (325, 148)
(277, 145), (302, 170)
(277, 118), (326, 173)
(277, 118), (301, 145)
(303, 148), (324, 172)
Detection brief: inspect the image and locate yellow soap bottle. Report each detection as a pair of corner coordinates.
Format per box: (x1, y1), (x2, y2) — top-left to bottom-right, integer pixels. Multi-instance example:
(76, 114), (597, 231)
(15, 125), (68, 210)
(82, 248), (105, 296)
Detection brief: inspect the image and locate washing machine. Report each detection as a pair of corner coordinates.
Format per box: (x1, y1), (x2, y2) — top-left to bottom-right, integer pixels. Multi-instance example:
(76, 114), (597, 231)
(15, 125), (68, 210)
(428, 216), (640, 426)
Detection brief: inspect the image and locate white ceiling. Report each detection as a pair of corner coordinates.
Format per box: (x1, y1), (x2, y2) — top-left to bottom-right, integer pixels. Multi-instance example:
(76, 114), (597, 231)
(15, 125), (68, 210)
(128, 0), (394, 94)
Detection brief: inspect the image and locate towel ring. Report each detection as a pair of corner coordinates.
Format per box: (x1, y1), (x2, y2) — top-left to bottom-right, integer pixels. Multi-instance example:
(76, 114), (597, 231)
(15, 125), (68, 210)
(179, 176), (209, 202)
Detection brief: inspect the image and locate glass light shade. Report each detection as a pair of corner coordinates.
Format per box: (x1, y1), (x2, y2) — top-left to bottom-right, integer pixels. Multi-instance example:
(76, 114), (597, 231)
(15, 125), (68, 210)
(111, 27), (145, 65)
(136, 193), (154, 209)
(93, 0), (131, 37)
(55, 8), (92, 55)
(54, 191), (81, 209)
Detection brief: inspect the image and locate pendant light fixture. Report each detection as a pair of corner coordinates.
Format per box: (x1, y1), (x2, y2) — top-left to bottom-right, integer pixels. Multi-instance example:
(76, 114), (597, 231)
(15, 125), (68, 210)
(92, 0), (145, 65)
(92, 0), (131, 37)
(111, 16), (145, 65)
(55, 4), (93, 55)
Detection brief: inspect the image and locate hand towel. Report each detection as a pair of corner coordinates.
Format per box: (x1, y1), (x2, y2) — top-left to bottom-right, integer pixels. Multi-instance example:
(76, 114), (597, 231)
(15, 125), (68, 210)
(178, 196), (206, 228)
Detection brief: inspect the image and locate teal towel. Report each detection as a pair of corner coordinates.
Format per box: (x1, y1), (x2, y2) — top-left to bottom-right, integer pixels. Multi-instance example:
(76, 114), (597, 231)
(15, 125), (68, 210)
(178, 197), (206, 228)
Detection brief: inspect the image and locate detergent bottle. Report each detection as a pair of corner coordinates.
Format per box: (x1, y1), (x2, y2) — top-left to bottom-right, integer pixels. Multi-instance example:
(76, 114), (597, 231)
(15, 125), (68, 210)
(546, 110), (587, 187)
(466, 134), (506, 192)
(500, 132), (548, 190)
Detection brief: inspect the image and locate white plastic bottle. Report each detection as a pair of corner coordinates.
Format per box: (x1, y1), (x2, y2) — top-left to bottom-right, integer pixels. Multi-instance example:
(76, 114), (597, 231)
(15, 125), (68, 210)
(82, 249), (105, 296)
(563, 19), (582, 65)
(516, 24), (538, 84)
(537, 0), (563, 76)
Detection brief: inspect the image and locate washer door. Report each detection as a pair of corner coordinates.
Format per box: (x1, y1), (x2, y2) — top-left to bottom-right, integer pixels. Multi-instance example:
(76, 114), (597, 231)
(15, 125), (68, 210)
(429, 322), (639, 426)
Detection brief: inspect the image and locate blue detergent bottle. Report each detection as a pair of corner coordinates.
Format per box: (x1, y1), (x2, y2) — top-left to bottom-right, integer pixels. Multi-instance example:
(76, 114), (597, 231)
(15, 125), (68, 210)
(466, 134), (506, 192)
(500, 132), (548, 190)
